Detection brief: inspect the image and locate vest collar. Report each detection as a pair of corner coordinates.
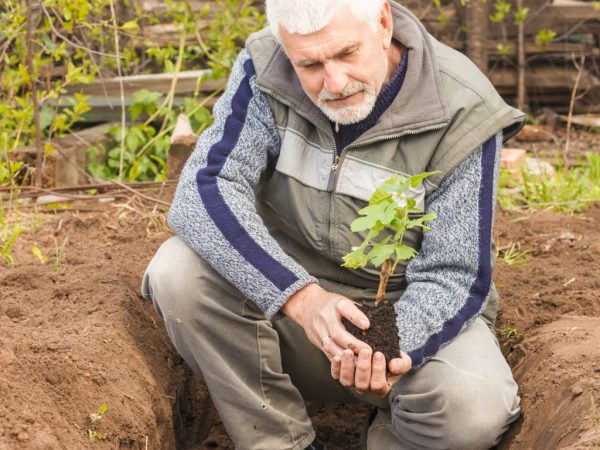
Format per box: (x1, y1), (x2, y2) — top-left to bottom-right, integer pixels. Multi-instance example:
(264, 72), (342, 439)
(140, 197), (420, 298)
(255, 2), (451, 142)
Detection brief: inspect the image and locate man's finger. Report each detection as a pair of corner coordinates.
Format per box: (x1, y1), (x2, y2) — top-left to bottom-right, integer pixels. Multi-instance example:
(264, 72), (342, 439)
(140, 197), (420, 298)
(339, 349), (356, 387)
(329, 327), (371, 355)
(335, 299), (370, 330)
(321, 334), (345, 360)
(369, 352), (389, 397)
(331, 355), (341, 380)
(354, 348), (372, 393)
(389, 351), (412, 375)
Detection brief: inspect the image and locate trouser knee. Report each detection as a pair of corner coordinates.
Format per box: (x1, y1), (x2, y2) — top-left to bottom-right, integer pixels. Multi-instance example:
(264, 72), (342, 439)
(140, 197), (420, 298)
(389, 369), (520, 449)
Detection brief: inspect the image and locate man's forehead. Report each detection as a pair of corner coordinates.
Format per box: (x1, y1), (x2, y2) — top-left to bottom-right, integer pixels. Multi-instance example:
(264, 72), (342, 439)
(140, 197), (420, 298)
(290, 40), (362, 65)
(281, 28), (367, 63)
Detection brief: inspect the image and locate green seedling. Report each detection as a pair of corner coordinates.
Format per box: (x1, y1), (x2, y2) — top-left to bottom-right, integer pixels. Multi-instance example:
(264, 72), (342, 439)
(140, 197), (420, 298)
(498, 152), (600, 214)
(32, 245), (48, 264)
(499, 241), (529, 266)
(89, 403), (107, 423)
(1, 225), (23, 264)
(500, 324), (523, 340)
(87, 403), (108, 441)
(53, 236), (69, 272)
(342, 172), (438, 304)
(88, 430), (108, 441)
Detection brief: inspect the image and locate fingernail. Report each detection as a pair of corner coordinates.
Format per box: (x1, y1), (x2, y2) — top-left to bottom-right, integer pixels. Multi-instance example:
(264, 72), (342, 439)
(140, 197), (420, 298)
(360, 319), (369, 329)
(375, 352), (383, 361)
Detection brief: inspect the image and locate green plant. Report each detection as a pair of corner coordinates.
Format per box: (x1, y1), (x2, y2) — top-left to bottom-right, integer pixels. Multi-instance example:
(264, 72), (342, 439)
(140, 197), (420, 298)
(498, 152), (600, 213)
(536, 29), (557, 46)
(500, 324), (523, 340)
(53, 236), (69, 272)
(32, 245), (48, 264)
(514, 6), (529, 24)
(1, 225), (23, 264)
(89, 402), (107, 422)
(489, 0), (512, 23)
(498, 241), (529, 266)
(0, 160), (24, 186)
(2, 0), (264, 187)
(342, 172), (438, 304)
(87, 403), (108, 441)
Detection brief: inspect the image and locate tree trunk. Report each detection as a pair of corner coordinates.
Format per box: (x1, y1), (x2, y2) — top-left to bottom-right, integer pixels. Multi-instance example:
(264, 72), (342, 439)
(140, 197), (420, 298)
(516, 0), (527, 111)
(466, 0), (489, 74)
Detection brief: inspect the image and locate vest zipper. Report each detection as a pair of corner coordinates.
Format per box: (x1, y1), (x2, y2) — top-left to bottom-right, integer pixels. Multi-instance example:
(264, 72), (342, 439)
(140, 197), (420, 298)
(258, 87), (340, 257)
(327, 155), (340, 191)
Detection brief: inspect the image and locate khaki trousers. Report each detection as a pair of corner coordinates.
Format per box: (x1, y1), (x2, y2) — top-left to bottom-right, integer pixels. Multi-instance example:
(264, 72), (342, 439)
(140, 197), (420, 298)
(142, 237), (520, 450)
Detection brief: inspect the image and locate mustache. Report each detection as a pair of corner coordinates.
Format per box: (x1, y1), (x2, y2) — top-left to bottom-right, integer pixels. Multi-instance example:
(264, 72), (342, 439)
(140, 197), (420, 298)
(318, 81), (366, 101)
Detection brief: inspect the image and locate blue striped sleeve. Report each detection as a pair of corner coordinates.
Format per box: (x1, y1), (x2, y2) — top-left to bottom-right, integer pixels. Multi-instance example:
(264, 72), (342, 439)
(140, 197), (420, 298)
(168, 50), (317, 318)
(195, 58), (300, 291)
(395, 133), (502, 368)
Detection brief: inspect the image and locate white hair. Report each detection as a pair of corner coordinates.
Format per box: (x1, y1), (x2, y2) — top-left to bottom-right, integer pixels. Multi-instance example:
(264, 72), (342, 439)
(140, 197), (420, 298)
(265, 0), (386, 40)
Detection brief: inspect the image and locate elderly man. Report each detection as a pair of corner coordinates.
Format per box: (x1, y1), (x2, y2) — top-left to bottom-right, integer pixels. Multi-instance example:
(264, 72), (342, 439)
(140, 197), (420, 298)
(142, 0), (525, 448)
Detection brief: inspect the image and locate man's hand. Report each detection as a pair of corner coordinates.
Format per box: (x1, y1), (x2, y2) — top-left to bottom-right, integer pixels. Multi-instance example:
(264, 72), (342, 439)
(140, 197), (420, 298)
(282, 283), (371, 360)
(331, 348), (412, 397)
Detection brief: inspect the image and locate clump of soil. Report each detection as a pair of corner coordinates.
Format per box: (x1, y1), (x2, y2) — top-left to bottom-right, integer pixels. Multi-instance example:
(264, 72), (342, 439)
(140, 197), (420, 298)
(342, 302), (400, 362)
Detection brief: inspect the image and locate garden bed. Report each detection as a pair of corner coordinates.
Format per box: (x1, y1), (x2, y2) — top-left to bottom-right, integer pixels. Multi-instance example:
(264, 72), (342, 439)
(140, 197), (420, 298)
(1, 173), (599, 450)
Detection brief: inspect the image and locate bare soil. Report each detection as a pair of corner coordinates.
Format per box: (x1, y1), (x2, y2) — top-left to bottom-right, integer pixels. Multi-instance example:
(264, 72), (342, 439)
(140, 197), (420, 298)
(1, 177), (599, 449)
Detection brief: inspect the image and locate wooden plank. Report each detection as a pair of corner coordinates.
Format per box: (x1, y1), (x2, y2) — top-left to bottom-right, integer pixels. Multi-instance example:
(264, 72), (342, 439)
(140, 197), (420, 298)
(140, 0), (214, 14)
(10, 123), (116, 187)
(133, 21), (210, 47)
(489, 66), (599, 91)
(444, 39), (600, 58)
(65, 71), (225, 97)
(50, 95), (218, 123)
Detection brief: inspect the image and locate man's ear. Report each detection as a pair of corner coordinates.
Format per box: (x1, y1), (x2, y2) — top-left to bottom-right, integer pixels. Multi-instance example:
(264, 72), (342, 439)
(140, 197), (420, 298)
(379, 1), (394, 49)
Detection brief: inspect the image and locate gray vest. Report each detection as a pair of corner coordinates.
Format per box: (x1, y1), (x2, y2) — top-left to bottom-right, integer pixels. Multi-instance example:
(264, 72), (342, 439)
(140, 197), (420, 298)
(245, 3), (524, 312)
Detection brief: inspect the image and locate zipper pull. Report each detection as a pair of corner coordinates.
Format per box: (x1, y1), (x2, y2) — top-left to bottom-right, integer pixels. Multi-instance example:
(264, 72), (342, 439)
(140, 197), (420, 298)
(331, 155), (340, 172)
(327, 155), (340, 191)
(335, 122), (339, 133)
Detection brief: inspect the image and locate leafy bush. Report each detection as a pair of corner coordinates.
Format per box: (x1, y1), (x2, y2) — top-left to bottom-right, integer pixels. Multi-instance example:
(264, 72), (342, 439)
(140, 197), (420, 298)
(1, 0), (265, 185)
(499, 152), (600, 213)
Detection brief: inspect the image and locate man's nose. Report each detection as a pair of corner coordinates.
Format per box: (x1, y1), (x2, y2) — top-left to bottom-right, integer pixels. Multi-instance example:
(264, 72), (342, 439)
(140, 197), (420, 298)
(323, 63), (348, 94)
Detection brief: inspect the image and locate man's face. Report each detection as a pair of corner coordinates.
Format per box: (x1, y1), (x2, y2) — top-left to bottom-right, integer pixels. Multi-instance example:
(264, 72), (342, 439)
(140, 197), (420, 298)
(279, 6), (391, 125)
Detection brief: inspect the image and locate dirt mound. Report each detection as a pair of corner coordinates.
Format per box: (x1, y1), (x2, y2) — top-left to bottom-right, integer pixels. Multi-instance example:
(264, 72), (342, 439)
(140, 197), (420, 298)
(0, 200), (211, 449)
(1, 195), (599, 449)
(494, 204), (600, 449)
(510, 316), (600, 449)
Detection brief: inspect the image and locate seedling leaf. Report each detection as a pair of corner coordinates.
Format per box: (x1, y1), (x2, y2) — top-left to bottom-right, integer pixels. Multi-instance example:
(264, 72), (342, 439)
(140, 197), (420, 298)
(395, 244), (417, 261)
(32, 246), (48, 264)
(369, 188), (391, 205)
(408, 171), (441, 188)
(350, 215), (378, 233)
(342, 247), (368, 269)
(367, 243), (396, 267)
